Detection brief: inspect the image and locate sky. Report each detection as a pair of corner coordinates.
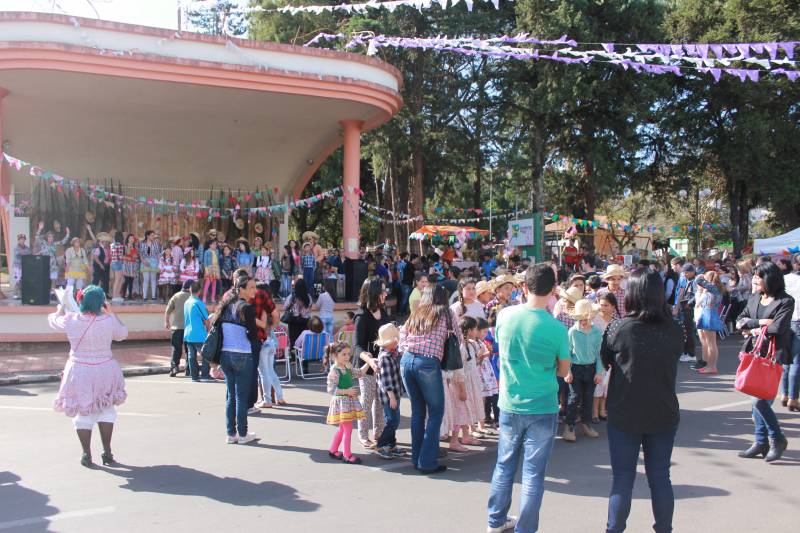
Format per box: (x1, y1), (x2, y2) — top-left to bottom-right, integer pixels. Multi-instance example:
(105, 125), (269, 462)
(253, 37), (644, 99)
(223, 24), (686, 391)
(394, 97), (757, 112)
(1, 0), (181, 29)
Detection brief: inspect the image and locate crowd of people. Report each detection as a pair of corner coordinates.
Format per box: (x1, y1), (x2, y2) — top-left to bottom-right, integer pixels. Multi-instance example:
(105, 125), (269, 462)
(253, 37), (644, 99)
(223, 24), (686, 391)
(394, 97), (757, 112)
(43, 229), (800, 532)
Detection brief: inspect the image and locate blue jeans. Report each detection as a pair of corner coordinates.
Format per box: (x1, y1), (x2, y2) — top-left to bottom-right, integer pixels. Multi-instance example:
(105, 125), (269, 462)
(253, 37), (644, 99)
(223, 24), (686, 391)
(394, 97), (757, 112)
(377, 401), (400, 449)
(400, 352), (444, 470)
(780, 321), (800, 400)
(321, 315), (334, 340)
(606, 424), (677, 533)
(280, 273), (292, 298)
(220, 351), (253, 438)
(487, 411), (558, 533)
(399, 283), (412, 315)
(566, 364), (596, 426)
(752, 398), (784, 444)
(186, 342), (210, 381)
(303, 267), (315, 298)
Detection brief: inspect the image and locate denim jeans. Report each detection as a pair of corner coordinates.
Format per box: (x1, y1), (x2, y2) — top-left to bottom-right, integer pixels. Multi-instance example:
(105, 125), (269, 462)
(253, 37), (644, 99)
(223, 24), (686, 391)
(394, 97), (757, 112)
(377, 401), (400, 449)
(400, 352), (444, 470)
(321, 315), (334, 340)
(303, 267), (315, 298)
(606, 424), (677, 533)
(566, 363), (596, 426)
(186, 342), (210, 381)
(280, 273), (292, 298)
(169, 329), (185, 372)
(399, 283), (412, 315)
(752, 398), (784, 444)
(258, 339), (283, 403)
(487, 411), (557, 533)
(220, 351), (253, 437)
(780, 321), (800, 400)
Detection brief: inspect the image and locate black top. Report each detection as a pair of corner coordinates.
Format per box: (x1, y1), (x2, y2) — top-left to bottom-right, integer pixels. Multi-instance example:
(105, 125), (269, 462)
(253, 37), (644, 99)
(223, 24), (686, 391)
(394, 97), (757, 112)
(736, 292), (795, 365)
(354, 307), (390, 376)
(402, 262), (416, 286)
(601, 317), (683, 434)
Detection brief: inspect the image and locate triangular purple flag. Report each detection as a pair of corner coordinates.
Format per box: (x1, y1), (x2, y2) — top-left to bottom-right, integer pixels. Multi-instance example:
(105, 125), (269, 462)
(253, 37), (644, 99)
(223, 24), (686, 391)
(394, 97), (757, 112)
(779, 42), (795, 60)
(636, 44), (652, 53)
(751, 43), (764, 54)
(723, 44), (738, 55)
(710, 44), (723, 58)
(764, 42), (778, 60)
(710, 68), (722, 82)
(602, 43), (615, 54)
(670, 44), (684, 56)
(659, 45), (671, 57)
(787, 70), (799, 81)
(684, 44), (698, 56)
(736, 44), (750, 58)
(746, 70), (759, 82)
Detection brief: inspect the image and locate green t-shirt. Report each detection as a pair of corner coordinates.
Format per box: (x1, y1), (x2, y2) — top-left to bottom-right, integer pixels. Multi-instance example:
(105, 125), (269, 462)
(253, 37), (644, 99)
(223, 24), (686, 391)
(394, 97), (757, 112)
(496, 305), (570, 415)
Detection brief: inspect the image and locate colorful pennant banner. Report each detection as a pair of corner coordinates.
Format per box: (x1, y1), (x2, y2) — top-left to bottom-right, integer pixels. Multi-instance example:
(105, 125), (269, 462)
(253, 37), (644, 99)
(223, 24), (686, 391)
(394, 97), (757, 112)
(188, 0), (503, 17)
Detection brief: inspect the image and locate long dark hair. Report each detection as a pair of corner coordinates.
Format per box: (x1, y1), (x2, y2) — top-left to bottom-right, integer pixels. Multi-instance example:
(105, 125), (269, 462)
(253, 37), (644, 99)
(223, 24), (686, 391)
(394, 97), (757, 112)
(405, 284), (450, 335)
(113, 231), (124, 245)
(624, 268), (670, 323)
(218, 274), (252, 322)
(292, 278), (311, 308)
(457, 277), (476, 316)
(754, 262), (785, 297)
(358, 277), (385, 313)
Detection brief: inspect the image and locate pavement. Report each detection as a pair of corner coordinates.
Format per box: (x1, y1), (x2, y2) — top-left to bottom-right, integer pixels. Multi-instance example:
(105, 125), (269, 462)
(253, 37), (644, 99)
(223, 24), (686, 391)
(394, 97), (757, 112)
(0, 342), (173, 386)
(1, 337), (799, 533)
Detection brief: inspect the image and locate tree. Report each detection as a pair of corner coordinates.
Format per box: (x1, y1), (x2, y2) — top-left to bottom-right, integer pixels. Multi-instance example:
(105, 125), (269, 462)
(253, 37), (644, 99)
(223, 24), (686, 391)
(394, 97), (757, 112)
(184, 0), (248, 36)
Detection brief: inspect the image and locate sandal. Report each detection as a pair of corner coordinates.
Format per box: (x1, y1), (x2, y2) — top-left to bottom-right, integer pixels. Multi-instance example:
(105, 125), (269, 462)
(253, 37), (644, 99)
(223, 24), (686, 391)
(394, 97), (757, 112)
(591, 417), (600, 424)
(343, 455), (362, 464)
(328, 451), (343, 460)
(698, 367), (718, 375)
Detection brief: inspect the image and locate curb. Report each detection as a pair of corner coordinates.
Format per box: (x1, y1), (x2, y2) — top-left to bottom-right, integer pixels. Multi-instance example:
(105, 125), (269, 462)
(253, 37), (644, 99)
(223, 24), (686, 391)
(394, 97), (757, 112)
(0, 365), (172, 387)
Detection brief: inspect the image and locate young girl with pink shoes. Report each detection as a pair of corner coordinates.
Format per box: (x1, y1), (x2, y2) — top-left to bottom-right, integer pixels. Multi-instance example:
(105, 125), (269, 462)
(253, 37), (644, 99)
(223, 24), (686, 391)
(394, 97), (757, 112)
(326, 341), (367, 464)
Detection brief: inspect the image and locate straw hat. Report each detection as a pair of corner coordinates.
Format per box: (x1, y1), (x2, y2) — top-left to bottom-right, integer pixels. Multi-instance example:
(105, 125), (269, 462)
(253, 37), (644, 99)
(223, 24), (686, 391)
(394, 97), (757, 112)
(208, 228), (218, 236)
(96, 232), (112, 242)
(558, 285), (584, 305)
(570, 299), (600, 321)
(302, 230), (319, 242)
(492, 274), (517, 291)
(169, 235), (182, 244)
(16, 233), (26, 240)
(601, 264), (628, 280)
(514, 271), (526, 285)
(374, 323), (400, 347)
(475, 279), (493, 298)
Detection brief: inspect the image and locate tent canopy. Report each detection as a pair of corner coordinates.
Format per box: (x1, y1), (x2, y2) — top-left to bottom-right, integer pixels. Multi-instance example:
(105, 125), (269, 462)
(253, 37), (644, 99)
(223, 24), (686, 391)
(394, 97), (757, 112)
(753, 227), (800, 254)
(409, 225), (489, 241)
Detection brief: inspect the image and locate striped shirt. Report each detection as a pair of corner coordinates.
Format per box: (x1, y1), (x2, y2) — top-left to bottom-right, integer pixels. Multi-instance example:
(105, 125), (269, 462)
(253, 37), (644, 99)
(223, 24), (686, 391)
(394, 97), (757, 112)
(110, 242), (124, 262)
(399, 309), (463, 360)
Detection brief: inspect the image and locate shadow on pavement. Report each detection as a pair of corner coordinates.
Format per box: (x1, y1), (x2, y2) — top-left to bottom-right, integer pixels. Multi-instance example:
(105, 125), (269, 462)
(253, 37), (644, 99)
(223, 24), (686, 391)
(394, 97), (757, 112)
(101, 464), (319, 512)
(0, 471), (58, 532)
(0, 387), (38, 396)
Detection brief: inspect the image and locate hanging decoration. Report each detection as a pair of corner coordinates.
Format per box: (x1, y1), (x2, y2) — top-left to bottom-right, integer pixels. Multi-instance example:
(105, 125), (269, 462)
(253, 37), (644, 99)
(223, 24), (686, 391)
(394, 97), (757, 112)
(309, 32), (799, 83)
(187, 0), (504, 17)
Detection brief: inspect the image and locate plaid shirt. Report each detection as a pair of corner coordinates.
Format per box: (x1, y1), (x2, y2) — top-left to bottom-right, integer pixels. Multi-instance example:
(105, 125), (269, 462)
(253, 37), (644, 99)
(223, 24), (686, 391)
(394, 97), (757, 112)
(301, 252), (316, 269)
(139, 240), (163, 261)
(252, 288), (276, 342)
(399, 309), (463, 360)
(377, 348), (403, 406)
(110, 242), (124, 262)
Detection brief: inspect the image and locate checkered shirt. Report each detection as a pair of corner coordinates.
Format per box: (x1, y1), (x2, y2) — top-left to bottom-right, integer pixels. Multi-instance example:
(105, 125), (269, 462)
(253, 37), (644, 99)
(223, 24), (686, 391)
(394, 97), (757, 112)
(399, 309), (463, 361)
(252, 288), (276, 342)
(110, 242), (124, 262)
(301, 253), (316, 269)
(377, 348), (404, 406)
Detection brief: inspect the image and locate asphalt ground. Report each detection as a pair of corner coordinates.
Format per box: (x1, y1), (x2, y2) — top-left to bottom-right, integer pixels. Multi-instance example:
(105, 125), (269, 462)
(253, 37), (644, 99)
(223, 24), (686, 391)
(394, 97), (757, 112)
(1, 337), (798, 533)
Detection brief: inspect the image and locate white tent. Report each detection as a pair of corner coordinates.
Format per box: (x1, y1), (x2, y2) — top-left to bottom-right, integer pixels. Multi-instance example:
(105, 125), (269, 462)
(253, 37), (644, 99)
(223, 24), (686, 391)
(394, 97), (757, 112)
(753, 227), (800, 254)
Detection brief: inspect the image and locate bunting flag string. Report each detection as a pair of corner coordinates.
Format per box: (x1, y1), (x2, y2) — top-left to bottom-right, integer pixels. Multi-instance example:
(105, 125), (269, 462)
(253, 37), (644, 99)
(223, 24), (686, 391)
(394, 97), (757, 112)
(187, 0), (504, 18)
(1, 152), (339, 219)
(543, 211), (729, 235)
(311, 32), (799, 83)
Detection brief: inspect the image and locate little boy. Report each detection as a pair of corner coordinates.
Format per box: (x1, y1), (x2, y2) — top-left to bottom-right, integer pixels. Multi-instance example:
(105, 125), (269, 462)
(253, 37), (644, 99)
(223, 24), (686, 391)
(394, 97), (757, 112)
(563, 299), (604, 443)
(374, 323), (404, 459)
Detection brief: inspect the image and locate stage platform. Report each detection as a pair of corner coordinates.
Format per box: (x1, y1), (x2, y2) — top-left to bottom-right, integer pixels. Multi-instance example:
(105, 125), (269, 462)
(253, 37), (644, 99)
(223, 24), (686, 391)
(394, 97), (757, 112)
(0, 296), (372, 346)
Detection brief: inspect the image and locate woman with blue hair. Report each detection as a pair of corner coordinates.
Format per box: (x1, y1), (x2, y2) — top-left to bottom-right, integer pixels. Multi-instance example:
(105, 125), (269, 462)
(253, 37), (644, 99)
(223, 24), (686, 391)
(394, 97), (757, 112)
(48, 285), (128, 467)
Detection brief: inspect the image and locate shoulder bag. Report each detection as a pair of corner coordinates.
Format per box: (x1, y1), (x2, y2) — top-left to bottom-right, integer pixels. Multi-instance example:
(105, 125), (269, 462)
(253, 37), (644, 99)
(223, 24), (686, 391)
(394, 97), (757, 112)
(735, 326), (783, 401)
(280, 296), (294, 324)
(440, 309), (464, 371)
(201, 311), (225, 366)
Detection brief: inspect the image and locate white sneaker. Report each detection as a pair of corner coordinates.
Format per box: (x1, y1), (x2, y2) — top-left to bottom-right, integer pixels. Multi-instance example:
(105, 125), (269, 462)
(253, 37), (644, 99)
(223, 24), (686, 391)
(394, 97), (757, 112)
(679, 354), (694, 362)
(226, 434), (238, 444)
(247, 407), (260, 415)
(238, 433), (259, 445)
(487, 516), (517, 533)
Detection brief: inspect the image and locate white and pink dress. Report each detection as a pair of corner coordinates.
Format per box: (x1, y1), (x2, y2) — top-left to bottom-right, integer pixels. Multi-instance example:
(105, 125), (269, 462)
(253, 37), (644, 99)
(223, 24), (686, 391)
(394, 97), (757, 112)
(48, 311), (128, 427)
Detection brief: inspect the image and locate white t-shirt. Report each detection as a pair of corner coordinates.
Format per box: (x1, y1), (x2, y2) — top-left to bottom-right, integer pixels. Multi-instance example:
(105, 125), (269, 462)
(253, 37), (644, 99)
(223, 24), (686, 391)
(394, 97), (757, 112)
(316, 291), (335, 317)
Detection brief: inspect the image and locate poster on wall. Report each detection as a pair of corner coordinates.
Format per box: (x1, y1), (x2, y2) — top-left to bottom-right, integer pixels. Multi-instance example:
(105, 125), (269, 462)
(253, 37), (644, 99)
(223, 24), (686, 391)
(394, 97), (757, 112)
(508, 218), (534, 247)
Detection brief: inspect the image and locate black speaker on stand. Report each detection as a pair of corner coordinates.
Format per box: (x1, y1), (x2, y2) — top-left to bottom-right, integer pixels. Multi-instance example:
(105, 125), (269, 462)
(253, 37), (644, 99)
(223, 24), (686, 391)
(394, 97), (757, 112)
(344, 259), (368, 301)
(21, 255), (51, 305)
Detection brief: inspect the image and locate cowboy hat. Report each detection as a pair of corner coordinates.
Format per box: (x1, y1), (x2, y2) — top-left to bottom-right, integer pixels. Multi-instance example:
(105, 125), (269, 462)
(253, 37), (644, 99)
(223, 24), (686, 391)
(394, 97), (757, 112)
(374, 323), (400, 348)
(16, 233), (26, 240)
(189, 232), (200, 240)
(570, 299), (600, 321)
(169, 235), (182, 244)
(514, 271), (526, 285)
(492, 274), (517, 291)
(302, 230), (319, 242)
(601, 264), (628, 280)
(475, 280), (493, 298)
(96, 232), (112, 242)
(558, 285), (584, 305)
(208, 228), (218, 235)
(254, 222), (264, 234)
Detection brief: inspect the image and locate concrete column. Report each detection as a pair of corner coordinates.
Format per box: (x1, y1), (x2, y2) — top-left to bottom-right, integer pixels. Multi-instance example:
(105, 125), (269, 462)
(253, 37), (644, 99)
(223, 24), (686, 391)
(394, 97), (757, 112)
(340, 119), (363, 259)
(278, 195), (290, 255)
(0, 88), (10, 296)
(0, 88), (8, 198)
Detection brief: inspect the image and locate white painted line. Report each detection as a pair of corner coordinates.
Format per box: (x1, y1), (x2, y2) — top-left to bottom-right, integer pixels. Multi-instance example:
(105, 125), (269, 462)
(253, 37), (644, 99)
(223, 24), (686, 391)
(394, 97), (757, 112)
(0, 506), (115, 530)
(701, 399), (753, 411)
(0, 406), (165, 417)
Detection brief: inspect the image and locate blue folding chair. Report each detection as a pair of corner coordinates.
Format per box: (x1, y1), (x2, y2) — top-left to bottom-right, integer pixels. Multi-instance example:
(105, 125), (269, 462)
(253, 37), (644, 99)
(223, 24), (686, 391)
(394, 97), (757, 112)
(295, 332), (330, 380)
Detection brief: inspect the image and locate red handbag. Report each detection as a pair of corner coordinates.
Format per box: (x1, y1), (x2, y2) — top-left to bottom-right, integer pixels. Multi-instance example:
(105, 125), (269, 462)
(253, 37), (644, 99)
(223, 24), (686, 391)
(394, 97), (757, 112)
(734, 326), (783, 401)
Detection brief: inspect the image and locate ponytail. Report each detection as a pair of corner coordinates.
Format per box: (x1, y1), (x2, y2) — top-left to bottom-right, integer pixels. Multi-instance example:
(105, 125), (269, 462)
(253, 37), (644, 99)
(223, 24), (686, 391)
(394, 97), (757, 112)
(324, 341), (350, 367)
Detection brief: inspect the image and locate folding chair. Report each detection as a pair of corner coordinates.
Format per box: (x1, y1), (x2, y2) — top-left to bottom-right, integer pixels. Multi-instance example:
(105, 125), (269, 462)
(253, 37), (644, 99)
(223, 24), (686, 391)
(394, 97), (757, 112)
(717, 304), (731, 340)
(273, 326), (291, 383)
(295, 332), (330, 380)
(336, 329), (358, 366)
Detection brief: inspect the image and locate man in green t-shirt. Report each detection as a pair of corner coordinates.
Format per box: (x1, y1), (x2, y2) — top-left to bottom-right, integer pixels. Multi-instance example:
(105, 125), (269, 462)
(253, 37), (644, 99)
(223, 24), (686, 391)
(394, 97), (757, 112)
(487, 263), (570, 533)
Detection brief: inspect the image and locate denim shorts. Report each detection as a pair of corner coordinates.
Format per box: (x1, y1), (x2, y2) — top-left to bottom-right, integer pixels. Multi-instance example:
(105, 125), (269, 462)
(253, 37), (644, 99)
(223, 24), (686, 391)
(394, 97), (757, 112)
(111, 261), (123, 272)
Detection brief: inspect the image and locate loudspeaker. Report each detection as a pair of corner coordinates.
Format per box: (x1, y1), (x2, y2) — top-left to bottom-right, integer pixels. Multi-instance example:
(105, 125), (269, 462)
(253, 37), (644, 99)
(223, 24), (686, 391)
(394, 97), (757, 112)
(21, 255), (51, 305)
(344, 259), (368, 301)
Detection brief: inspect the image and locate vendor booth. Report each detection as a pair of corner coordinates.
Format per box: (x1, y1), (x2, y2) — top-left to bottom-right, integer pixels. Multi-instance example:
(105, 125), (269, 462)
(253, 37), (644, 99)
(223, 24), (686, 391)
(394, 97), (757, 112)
(753, 227), (800, 255)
